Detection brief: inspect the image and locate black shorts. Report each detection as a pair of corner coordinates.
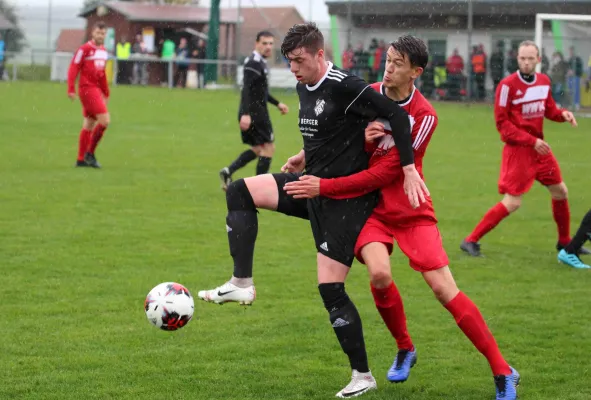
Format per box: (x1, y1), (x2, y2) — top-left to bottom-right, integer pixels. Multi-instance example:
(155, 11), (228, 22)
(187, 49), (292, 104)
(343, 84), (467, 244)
(241, 118), (274, 146)
(272, 173), (378, 267)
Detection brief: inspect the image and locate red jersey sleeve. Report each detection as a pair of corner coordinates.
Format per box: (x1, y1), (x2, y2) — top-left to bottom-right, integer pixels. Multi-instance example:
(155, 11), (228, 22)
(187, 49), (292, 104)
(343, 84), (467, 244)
(319, 153), (401, 200)
(100, 72), (109, 98)
(495, 81), (538, 147)
(544, 88), (565, 122)
(412, 114), (438, 153)
(67, 46), (85, 94)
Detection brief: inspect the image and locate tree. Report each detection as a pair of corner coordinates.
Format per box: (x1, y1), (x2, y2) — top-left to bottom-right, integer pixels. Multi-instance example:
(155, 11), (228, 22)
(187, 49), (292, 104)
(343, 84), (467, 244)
(0, 0), (26, 56)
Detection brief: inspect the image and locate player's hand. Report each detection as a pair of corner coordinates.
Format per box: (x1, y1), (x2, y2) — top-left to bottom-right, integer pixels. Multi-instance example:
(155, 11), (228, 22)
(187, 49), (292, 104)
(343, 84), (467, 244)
(562, 110), (577, 127)
(239, 115), (252, 131)
(365, 121), (386, 142)
(283, 175), (320, 199)
(402, 164), (430, 209)
(534, 138), (551, 155)
(281, 150), (306, 173)
(68, 92), (77, 101)
(277, 103), (289, 115)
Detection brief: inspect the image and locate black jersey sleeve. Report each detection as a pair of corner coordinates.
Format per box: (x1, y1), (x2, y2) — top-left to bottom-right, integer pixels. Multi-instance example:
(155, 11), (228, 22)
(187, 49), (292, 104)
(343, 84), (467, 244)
(339, 76), (414, 166)
(267, 92), (279, 106)
(240, 61), (262, 116)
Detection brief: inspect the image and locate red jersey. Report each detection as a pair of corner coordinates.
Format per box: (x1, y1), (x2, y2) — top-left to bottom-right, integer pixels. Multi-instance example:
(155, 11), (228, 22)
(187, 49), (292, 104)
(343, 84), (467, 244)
(320, 83), (438, 227)
(495, 71), (564, 146)
(67, 41), (109, 97)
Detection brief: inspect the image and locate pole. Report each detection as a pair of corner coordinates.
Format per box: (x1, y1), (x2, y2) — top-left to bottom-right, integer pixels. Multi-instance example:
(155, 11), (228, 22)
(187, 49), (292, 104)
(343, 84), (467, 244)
(466, 0), (473, 101)
(309, 0), (313, 21)
(534, 14), (543, 73)
(205, 0), (221, 84)
(47, 0), (52, 62)
(235, 0), (242, 87)
(346, 0), (352, 49)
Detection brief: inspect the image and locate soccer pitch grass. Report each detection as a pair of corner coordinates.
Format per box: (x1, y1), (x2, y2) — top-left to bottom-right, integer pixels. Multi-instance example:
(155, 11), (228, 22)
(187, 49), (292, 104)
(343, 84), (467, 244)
(1, 82), (591, 400)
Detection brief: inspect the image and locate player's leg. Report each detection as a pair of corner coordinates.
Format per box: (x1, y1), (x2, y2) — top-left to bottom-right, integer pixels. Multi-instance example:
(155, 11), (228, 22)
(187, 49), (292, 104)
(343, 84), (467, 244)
(76, 116), (96, 167)
(462, 194), (521, 256)
(219, 127), (260, 191)
(356, 218), (415, 383)
(198, 173), (308, 304)
(546, 182), (573, 248)
(312, 196), (378, 397)
(84, 111), (110, 168)
(255, 142), (275, 175)
(559, 208), (591, 268)
(422, 267), (520, 399)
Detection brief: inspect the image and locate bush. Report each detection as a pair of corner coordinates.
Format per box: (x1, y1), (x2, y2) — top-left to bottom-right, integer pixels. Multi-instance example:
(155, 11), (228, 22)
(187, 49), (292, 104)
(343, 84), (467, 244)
(4, 64), (51, 81)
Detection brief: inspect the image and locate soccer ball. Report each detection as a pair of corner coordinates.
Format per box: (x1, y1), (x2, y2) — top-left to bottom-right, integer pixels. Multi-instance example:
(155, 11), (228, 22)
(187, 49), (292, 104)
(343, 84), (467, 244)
(144, 282), (194, 331)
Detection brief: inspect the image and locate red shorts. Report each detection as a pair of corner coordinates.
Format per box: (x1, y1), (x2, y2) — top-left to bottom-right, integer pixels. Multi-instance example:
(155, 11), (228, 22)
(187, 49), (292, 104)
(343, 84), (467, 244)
(498, 145), (563, 196)
(79, 87), (107, 119)
(354, 216), (449, 272)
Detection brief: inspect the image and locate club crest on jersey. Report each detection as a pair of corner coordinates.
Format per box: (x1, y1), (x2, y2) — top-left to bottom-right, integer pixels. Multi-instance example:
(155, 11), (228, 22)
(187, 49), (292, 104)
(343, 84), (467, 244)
(314, 98), (325, 116)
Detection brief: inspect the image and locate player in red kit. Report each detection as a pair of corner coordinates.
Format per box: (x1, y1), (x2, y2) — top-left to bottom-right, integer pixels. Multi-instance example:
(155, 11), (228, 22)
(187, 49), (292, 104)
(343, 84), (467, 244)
(67, 21), (110, 168)
(461, 40), (585, 257)
(285, 36), (520, 400)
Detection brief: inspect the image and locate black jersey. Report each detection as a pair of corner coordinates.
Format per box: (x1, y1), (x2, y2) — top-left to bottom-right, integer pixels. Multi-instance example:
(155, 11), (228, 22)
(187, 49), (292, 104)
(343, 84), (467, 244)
(297, 62), (414, 179)
(239, 51), (279, 121)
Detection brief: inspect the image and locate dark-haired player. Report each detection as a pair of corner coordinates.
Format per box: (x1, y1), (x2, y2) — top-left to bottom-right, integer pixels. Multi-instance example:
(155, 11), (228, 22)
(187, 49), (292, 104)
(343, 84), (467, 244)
(67, 21), (110, 168)
(199, 23), (429, 397)
(461, 40), (584, 257)
(219, 31), (289, 190)
(285, 35), (520, 400)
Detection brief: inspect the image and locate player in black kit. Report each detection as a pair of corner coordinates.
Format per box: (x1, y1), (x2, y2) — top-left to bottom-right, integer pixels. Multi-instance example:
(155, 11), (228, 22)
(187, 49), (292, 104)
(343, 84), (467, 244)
(199, 23), (429, 397)
(219, 31), (289, 191)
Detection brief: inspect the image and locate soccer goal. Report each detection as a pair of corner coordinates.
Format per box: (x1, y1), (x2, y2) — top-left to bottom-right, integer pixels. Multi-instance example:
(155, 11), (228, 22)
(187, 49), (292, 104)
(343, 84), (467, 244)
(535, 13), (591, 108)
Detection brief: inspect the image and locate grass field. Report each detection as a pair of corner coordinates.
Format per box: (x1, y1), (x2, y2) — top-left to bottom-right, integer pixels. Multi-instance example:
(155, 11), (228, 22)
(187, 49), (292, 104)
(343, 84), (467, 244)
(1, 81), (591, 400)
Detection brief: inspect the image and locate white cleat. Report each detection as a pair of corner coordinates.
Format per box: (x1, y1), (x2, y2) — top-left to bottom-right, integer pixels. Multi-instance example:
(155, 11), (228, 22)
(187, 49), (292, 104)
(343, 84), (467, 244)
(197, 282), (256, 305)
(335, 370), (377, 398)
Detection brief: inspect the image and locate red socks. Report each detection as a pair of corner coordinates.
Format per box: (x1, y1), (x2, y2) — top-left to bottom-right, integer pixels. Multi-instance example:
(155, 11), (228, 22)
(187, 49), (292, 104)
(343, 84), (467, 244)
(77, 129), (92, 161)
(88, 124), (107, 155)
(552, 198), (571, 246)
(466, 202), (510, 242)
(444, 292), (511, 376)
(371, 281), (414, 351)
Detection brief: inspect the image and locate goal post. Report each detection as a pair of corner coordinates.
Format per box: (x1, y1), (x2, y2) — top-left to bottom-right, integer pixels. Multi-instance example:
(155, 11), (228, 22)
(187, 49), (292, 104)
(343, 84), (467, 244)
(535, 13), (591, 73)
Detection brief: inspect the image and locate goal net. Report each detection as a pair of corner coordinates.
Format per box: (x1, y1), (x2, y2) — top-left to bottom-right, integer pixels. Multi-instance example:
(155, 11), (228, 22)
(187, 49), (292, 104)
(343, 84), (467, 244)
(536, 13), (591, 109)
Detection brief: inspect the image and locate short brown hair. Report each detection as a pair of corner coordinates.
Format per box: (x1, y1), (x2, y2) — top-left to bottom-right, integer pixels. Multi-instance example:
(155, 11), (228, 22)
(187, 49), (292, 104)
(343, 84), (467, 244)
(94, 21), (106, 30)
(518, 40), (539, 56)
(281, 23), (324, 57)
(390, 35), (429, 69)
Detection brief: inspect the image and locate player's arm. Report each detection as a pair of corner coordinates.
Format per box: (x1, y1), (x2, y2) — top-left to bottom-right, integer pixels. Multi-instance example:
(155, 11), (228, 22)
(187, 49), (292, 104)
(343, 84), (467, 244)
(100, 70), (110, 99)
(495, 83), (537, 146)
(267, 92), (279, 106)
(319, 114), (437, 199)
(342, 76), (414, 166)
(67, 47), (85, 96)
(239, 61), (260, 117)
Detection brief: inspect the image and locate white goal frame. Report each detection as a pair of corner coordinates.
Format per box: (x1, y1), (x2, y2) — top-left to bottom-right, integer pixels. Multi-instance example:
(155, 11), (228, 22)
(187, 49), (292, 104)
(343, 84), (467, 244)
(535, 13), (591, 72)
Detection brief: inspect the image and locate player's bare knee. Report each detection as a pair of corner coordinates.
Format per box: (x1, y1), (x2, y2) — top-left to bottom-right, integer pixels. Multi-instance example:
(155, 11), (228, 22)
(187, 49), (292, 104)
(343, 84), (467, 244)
(369, 267), (392, 288)
(97, 113), (110, 127)
(549, 183), (568, 200)
(250, 146), (263, 156)
(423, 267), (458, 304)
(501, 195), (521, 213)
(243, 174), (279, 210)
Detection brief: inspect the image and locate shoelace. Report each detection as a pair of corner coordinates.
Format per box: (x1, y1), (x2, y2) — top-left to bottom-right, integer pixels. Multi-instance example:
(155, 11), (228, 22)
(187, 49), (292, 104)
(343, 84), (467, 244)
(394, 350), (409, 370)
(493, 375), (507, 396)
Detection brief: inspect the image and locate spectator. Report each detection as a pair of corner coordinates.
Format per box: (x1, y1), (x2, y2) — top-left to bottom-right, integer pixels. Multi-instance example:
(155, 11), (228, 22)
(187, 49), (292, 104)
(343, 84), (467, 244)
(490, 41), (504, 93)
(446, 48), (464, 100)
(373, 40), (386, 83)
(131, 34), (148, 85)
(341, 46), (354, 71)
(421, 58), (435, 98)
(160, 37), (175, 86)
(353, 42), (368, 78)
(471, 44), (487, 100)
(0, 33), (5, 81)
(194, 39), (206, 89)
(506, 49), (518, 75)
(551, 51), (569, 107)
(116, 36), (131, 84)
(541, 51), (550, 75)
(174, 37), (189, 88)
(567, 46), (583, 110)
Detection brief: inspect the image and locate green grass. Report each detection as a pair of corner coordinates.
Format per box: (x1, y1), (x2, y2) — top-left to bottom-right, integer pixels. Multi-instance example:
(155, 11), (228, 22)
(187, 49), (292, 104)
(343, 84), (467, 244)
(1, 81), (591, 400)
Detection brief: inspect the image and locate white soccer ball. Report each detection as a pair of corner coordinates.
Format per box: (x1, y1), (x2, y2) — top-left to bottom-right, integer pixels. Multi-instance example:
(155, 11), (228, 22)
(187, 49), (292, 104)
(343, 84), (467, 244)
(144, 282), (194, 331)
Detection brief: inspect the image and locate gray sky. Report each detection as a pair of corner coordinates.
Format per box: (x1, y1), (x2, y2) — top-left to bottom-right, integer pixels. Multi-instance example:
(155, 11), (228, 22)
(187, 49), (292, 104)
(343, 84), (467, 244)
(16, 0), (330, 21)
